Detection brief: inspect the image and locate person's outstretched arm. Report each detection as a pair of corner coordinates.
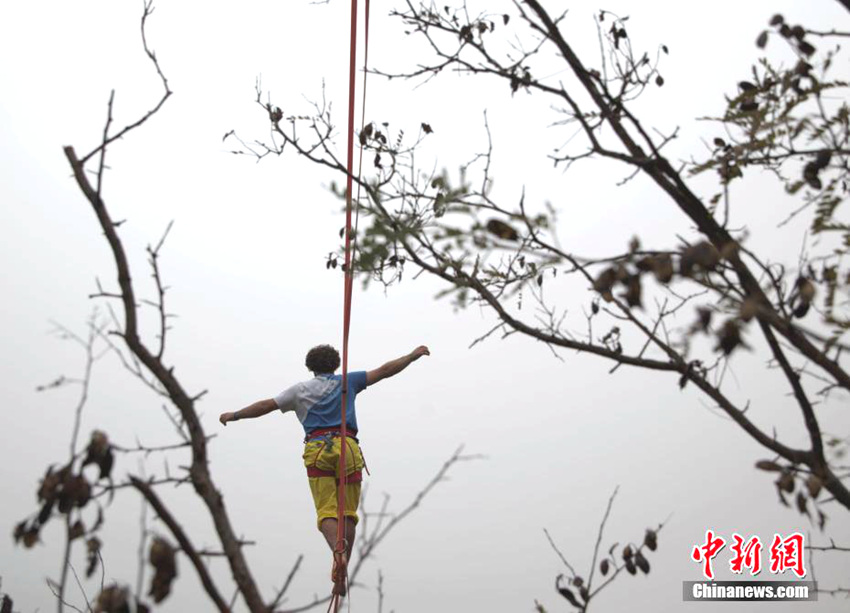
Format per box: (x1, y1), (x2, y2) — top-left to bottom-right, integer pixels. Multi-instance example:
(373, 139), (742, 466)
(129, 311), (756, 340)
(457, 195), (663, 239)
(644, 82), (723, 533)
(219, 398), (277, 426)
(366, 345), (430, 387)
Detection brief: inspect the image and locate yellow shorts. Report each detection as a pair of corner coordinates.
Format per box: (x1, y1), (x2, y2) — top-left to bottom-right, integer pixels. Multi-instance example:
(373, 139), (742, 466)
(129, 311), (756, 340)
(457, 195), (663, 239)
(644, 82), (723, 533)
(302, 436), (365, 530)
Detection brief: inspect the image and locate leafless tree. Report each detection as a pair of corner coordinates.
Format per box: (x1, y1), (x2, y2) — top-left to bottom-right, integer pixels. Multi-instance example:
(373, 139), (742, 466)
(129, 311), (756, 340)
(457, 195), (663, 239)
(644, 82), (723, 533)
(229, 0), (850, 603)
(13, 4), (475, 612)
(539, 487), (667, 612)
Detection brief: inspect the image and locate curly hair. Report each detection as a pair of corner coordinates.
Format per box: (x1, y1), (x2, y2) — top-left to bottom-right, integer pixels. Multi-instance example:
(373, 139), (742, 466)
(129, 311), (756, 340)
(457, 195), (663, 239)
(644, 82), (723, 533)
(305, 344), (340, 374)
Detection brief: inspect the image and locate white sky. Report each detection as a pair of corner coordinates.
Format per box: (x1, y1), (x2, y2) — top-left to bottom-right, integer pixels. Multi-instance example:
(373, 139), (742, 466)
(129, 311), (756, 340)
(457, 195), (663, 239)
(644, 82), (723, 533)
(1, 1), (849, 612)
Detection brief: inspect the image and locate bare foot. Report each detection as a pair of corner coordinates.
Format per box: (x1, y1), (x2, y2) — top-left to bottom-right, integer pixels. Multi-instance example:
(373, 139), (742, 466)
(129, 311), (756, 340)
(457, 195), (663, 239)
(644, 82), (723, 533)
(331, 552), (348, 596)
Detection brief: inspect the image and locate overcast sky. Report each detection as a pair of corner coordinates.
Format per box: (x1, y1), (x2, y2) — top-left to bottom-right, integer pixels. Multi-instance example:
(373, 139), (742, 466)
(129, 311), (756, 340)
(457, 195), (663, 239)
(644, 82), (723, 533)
(2, 1), (849, 612)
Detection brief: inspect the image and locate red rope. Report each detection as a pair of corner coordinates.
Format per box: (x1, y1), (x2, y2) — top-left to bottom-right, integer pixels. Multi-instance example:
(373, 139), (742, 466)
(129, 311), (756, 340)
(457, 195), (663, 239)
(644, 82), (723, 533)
(352, 0), (371, 243)
(335, 0), (358, 558)
(332, 0), (370, 608)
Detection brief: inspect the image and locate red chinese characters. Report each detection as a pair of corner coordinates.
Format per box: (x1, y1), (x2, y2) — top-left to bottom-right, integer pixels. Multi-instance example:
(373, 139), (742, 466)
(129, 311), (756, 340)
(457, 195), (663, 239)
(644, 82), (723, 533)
(691, 531), (807, 579)
(769, 533), (806, 578)
(691, 530), (726, 579)
(730, 534), (763, 575)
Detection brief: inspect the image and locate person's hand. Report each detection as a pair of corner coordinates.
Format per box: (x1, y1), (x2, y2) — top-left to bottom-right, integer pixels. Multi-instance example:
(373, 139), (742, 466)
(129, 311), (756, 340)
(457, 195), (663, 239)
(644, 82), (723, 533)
(411, 345), (430, 360)
(219, 412), (236, 426)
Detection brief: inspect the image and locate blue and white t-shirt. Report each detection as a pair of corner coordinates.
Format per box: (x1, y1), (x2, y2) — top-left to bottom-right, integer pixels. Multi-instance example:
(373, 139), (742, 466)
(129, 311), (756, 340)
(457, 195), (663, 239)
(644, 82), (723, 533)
(274, 371), (368, 436)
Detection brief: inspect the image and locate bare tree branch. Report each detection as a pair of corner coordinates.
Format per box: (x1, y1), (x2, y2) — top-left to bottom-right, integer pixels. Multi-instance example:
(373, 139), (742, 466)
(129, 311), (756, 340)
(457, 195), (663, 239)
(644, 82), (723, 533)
(129, 477), (229, 612)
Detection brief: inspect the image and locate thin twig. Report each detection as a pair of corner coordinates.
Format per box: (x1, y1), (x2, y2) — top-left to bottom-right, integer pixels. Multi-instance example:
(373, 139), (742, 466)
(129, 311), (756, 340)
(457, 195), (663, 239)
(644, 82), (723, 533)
(588, 485), (619, 590)
(543, 528), (577, 577)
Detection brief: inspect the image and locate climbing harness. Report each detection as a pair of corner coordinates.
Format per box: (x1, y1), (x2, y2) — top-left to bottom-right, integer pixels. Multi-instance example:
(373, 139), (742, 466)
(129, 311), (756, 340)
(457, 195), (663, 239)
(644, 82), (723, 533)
(305, 427), (359, 442)
(304, 430), (364, 482)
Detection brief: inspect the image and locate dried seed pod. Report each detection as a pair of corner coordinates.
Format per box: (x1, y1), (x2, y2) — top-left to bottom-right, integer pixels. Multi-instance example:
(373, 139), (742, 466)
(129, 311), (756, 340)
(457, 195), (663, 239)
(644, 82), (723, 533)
(652, 254), (674, 284)
(681, 241), (720, 276)
(148, 537), (178, 603)
(803, 162), (822, 190)
(558, 587), (581, 608)
(635, 550), (650, 574)
(57, 483), (74, 514)
(620, 275), (643, 308)
(624, 557), (637, 575)
(38, 466), (62, 503)
(485, 219), (519, 241)
(22, 526), (40, 549)
(89, 430), (109, 457)
(87, 537), (102, 578)
(715, 319), (745, 355)
(555, 576), (582, 608)
(636, 256), (654, 272)
(798, 279), (815, 302)
(813, 150), (832, 170)
(557, 586), (581, 608)
(806, 475), (822, 499)
(794, 60), (813, 76)
(13, 520), (27, 544)
(790, 277), (816, 319)
(622, 544), (633, 560)
(94, 585), (130, 613)
(793, 302), (810, 318)
(98, 448), (114, 481)
(74, 475), (92, 507)
(593, 267), (618, 302)
(59, 474), (91, 513)
(644, 529), (658, 552)
(776, 471), (795, 494)
(600, 559), (610, 575)
(755, 460), (783, 472)
(70, 520), (86, 541)
(149, 537), (175, 567)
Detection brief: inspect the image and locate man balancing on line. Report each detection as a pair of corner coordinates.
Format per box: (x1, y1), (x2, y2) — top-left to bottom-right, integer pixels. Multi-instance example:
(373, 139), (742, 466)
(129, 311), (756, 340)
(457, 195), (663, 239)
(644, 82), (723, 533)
(218, 343), (430, 595)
